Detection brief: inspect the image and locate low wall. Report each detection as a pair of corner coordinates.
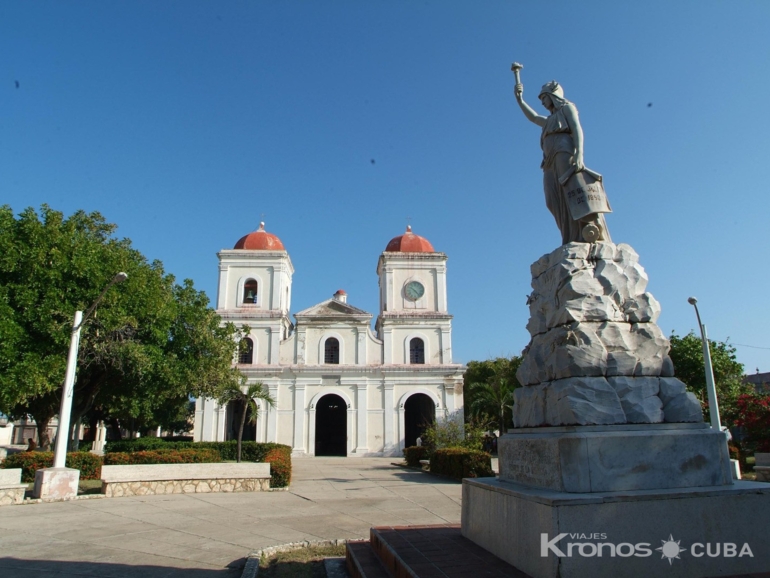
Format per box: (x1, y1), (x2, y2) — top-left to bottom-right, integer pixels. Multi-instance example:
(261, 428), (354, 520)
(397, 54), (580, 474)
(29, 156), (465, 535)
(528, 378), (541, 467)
(100, 462), (271, 497)
(0, 469), (26, 506)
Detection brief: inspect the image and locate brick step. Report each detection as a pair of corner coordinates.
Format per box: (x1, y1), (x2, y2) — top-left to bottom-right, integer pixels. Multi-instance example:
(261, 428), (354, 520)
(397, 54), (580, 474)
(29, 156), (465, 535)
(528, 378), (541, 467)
(346, 540), (391, 578)
(346, 525), (530, 578)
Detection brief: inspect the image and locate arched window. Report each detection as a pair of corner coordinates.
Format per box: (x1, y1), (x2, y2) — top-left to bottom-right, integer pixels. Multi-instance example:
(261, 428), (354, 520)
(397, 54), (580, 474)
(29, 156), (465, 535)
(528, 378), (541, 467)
(242, 279), (258, 304)
(239, 338), (254, 364)
(324, 338), (340, 364)
(409, 338), (425, 364)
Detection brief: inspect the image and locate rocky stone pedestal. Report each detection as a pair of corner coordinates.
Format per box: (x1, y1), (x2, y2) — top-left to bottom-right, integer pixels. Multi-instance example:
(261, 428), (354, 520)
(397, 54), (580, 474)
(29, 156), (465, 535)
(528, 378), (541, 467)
(498, 423), (732, 493)
(33, 467), (80, 500)
(462, 477), (770, 578)
(513, 242), (702, 427)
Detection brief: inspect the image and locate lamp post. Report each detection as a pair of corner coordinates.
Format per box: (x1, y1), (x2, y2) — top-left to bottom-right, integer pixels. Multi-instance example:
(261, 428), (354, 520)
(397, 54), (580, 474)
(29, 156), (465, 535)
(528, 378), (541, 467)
(34, 272), (127, 499)
(687, 297), (721, 431)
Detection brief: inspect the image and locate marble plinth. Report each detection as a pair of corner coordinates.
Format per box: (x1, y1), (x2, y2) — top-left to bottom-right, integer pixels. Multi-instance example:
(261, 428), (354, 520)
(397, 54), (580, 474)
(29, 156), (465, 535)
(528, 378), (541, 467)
(498, 423), (732, 493)
(462, 477), (770, 578)
(33, 467), (80, 500)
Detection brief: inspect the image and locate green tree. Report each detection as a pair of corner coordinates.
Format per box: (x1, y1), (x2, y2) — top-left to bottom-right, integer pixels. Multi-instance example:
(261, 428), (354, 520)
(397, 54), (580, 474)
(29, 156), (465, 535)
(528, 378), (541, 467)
(668, 332), (750, 427)
(0, 205), (243, 448)
(217, 381), (275, 462)
(463, 356), (522, 434)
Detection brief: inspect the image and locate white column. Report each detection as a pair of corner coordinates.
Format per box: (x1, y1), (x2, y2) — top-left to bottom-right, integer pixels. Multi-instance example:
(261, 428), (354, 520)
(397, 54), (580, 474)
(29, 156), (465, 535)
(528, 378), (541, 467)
(441, 328), (452, 364)
(216, 263), (228, 309)
(296, 328), (306, 364)
(267, 385), (279, 443)
(216, 404), (227, 441)
(383, 383), (396, 455)
(356, 328), (367, 365)
(355, 384), (368, 453)
(436, 263), (448, 312)
(443, 382), (456, 414)
(383, 328), (393, 364)
(293, 383), (306, 453)
(270, 326), (281, 365)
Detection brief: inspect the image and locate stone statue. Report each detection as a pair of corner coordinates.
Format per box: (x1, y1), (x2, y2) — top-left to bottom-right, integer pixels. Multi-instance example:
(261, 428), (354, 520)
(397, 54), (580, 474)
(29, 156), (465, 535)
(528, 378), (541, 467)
(512, 63), (611, 245)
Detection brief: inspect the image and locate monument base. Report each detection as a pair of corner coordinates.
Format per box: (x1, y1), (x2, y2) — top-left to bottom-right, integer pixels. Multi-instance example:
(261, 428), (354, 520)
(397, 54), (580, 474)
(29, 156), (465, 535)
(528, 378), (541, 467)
(498, 423), (733, 492)
(462, 477), (770, 578)
(33, 467), (80, 500)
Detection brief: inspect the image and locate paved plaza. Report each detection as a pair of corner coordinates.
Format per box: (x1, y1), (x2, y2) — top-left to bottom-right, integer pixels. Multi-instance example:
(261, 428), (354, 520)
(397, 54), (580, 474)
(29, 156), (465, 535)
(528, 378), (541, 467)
(0, 458), (462, 577)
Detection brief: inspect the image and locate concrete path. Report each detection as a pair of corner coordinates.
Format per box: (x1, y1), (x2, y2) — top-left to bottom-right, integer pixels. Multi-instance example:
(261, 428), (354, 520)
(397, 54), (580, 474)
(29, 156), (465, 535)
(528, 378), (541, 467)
(0, 458), (462, 577)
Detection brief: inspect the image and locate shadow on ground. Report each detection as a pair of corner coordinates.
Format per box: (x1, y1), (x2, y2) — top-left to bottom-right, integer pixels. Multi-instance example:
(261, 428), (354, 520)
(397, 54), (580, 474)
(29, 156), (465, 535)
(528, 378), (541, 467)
(0, 557), (244, 578)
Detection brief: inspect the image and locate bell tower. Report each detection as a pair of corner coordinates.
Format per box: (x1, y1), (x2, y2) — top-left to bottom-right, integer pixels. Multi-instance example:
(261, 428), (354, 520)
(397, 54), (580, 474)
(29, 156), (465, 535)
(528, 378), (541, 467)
(376, 226), (452, 365)
(216, 222), (293, 364)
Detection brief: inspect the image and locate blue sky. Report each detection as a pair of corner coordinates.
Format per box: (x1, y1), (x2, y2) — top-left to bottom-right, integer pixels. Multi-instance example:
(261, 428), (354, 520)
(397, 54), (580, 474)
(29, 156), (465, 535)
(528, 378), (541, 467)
(2, 1), (769, 373)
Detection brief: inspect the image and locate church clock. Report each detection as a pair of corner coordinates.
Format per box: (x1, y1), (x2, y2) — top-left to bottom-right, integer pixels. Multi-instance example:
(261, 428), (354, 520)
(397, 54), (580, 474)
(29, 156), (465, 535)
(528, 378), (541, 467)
(404, 281), (425, 301)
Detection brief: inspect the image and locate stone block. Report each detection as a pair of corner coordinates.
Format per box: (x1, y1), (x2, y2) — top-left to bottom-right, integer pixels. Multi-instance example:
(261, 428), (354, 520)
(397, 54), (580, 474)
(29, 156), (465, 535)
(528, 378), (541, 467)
(545, 377), (625, 426)
(498, 423), (732, 492)
(513, 384), (547, 428)
(462, 477), (770, 578)
(0, 468), (22, 486)
(623, 292), (661, 323)
(658, 377), (687, 404)
(663, 391), (704, 423)
(100, 462), (270, 483)
(607, 376), (663, 423)
(33, 467), (80, 500)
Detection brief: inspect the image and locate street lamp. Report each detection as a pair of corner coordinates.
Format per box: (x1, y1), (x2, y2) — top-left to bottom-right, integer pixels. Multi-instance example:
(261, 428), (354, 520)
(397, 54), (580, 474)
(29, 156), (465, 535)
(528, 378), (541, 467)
(687, 297), (721, 431)
(34, 272), (127, 499)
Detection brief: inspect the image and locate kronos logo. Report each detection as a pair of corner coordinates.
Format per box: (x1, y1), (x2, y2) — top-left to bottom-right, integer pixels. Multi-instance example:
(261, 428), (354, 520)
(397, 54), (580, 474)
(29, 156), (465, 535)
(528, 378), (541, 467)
(541, 533), (754, 564)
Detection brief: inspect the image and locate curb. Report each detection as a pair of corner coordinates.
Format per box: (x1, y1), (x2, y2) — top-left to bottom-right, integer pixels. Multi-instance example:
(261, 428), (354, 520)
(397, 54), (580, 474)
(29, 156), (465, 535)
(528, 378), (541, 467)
(241, 538), (364, 578)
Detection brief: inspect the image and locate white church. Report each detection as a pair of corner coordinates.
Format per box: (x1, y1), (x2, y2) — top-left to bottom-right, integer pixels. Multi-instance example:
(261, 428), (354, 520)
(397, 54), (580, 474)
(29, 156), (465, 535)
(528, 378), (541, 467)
(193, 223), (465, 457)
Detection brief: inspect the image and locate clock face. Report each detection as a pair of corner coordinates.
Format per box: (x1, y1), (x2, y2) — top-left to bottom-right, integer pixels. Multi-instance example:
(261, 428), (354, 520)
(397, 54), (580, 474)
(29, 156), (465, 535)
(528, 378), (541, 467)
(404, 281), (425, 301)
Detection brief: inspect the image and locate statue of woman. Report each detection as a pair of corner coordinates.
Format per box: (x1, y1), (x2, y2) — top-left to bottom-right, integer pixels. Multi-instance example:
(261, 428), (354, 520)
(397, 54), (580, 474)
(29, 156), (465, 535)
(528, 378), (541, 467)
(514, 79), (611, 245)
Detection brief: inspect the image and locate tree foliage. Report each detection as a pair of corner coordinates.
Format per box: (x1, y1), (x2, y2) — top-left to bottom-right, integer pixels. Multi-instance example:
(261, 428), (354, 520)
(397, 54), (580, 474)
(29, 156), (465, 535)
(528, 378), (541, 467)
(0, 205), (243, 448)
(668, 332), (750, 427)
(463, 356), (522, 434)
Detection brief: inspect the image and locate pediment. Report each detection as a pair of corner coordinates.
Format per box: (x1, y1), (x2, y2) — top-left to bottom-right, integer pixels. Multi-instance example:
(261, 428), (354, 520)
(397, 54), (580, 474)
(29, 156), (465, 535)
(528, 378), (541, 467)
(295, 298), (371, 318)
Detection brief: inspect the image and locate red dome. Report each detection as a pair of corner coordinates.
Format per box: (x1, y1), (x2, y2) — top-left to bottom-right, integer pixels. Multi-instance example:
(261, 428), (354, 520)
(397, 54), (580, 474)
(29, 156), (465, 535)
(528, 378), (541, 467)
(234, 222), (285, 250)
(385, 226), (435, 252)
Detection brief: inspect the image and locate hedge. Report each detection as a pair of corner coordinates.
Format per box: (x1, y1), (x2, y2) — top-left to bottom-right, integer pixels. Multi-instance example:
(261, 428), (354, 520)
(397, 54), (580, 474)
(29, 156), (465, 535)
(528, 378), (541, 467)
(104, 440), (293, 488)
(1, 451), (102, 483)
(264, 447), (292, 487)
(429, 447), (494, 480)
(403, 446), (430, 467)
(103, 448), (221, 465)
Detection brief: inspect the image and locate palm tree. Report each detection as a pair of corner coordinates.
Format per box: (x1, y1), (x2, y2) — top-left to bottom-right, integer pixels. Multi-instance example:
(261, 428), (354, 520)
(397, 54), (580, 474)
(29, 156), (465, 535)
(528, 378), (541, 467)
(217, 381), (275, 462)
(469, 376), (516, 437)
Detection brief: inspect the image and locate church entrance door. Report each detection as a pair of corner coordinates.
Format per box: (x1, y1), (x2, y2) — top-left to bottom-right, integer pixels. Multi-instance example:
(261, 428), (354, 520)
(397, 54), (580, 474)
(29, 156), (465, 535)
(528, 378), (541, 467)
(315, 394), (347, 456)
(404, 393), (435, 448)
(225, 399), (257, 442)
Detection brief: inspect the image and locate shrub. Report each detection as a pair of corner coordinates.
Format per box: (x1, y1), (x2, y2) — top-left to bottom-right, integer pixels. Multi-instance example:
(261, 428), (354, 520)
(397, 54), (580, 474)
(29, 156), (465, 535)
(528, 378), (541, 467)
(102, 440), (293, 487)
(429, 447), (494, 480)
(264, 447), (292, 488)
(105, 437), (168, 453)
(1, 451), (103, 482)
(103, 448), (222, 465)
(403, 446), (429, 467)
(734, 393), (770, 454)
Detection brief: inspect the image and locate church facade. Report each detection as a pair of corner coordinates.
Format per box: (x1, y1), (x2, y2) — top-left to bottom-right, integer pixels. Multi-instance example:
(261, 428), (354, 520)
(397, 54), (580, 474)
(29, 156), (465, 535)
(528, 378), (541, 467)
(193, 224), (465, 457)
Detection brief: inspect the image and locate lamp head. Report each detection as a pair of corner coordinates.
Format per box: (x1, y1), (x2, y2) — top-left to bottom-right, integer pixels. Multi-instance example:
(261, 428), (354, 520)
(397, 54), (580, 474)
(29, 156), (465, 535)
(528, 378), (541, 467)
(687, 296), (697, 305)
(114, 272), (128, 283)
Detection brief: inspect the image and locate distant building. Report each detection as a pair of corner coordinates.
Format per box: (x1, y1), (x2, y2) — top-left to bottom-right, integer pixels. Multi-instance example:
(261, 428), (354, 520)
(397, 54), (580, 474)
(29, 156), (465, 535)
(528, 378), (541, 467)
(744, 371), (770, 393)
(193, 224), (465, 457)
